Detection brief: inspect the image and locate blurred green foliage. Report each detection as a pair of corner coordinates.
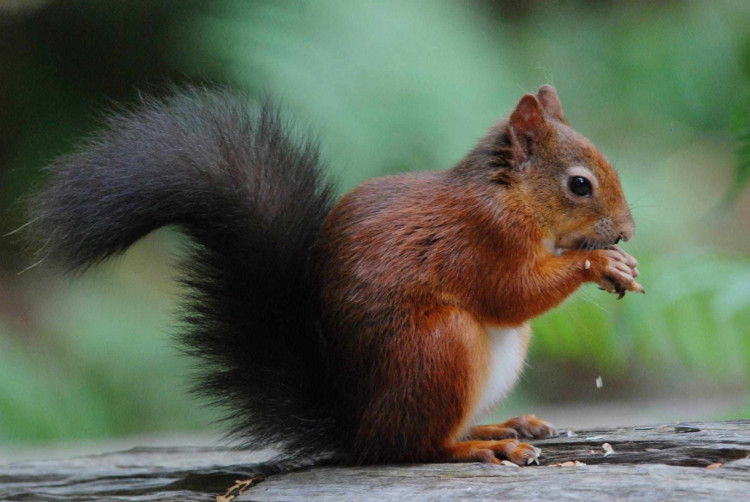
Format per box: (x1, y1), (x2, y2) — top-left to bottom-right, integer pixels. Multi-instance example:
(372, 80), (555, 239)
(731, 89), (750, 200)
(0, 0), (747, 444)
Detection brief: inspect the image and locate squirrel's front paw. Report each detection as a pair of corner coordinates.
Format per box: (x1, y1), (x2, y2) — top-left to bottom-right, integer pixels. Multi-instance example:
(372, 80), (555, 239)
(588, 246), (643, 298)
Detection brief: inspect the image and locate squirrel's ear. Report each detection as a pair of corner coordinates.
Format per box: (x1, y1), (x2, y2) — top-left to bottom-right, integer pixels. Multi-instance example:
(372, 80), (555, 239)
(509, 93), (549, 165)
(536, 85), (567, 123)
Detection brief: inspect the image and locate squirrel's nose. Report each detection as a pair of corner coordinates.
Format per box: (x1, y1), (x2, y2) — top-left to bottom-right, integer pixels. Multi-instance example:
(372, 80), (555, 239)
(614, 204), (636, 243)
(618, 219), (635, 242)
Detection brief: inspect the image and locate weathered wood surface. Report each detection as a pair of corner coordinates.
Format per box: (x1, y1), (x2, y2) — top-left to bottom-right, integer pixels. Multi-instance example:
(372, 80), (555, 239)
(1, 420), (748, 501)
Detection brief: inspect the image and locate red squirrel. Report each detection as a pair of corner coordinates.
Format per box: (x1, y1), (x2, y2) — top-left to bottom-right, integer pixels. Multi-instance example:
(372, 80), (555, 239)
(28, 84), (641, 466)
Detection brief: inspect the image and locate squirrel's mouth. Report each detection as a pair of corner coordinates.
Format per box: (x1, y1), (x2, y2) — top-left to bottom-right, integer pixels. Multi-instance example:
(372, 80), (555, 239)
(557, 234), (617, 253)
(574, 238), (614, 250)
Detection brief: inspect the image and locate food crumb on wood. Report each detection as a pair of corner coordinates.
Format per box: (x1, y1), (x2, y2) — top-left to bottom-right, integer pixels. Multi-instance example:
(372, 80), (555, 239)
(500, 460), (519, 467)
(217, 478), (259, 502)
(602, 443), (615, 456)
(554, 460), (587, 467)
(706, 463), (722, 470)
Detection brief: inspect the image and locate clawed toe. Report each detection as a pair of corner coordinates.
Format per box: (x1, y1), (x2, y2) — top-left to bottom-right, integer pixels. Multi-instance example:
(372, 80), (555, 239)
(505, 441), (542, 466)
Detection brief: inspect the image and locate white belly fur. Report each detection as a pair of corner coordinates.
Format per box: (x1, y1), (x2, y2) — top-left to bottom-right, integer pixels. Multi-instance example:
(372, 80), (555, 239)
(470, 324), (529, 425)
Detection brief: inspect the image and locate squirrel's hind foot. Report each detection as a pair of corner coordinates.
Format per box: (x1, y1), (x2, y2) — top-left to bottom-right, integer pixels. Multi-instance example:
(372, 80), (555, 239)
(468, 414), (558, 440)
(445, 439), (542, 466)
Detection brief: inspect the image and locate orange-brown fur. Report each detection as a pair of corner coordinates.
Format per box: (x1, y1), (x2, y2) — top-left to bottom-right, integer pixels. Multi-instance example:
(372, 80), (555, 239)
(316, 85), (638, 464)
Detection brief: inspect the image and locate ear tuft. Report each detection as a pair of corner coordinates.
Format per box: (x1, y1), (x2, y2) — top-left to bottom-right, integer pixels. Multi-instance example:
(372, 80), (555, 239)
(510, 95), (544, 138)
(536, 85), (567, 123)
(509, 94), (549, 163)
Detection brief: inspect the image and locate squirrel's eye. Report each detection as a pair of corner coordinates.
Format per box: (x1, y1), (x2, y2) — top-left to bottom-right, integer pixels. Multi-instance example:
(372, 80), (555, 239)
(568, 176), (592, 197)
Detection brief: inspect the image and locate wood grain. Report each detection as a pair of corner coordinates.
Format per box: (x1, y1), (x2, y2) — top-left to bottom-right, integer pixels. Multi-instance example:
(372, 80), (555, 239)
(1, 420), (747, 501)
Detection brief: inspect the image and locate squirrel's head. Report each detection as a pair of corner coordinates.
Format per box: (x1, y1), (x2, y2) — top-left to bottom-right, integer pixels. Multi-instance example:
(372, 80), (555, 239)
(461, 85), (634, 251)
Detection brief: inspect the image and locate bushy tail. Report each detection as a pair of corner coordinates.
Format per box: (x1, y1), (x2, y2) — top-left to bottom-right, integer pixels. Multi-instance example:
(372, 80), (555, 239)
(28, 87), (343, 458)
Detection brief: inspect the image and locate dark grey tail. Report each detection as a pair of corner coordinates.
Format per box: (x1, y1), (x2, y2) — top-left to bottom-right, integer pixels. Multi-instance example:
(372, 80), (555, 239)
(28, 87), (343, 458)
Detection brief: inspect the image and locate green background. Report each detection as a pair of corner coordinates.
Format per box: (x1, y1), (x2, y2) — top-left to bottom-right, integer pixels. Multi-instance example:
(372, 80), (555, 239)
(0, 0), (747, 447)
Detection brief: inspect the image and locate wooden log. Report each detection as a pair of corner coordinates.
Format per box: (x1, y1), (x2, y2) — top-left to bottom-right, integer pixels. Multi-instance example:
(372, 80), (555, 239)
(1, 420), (748, 501)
